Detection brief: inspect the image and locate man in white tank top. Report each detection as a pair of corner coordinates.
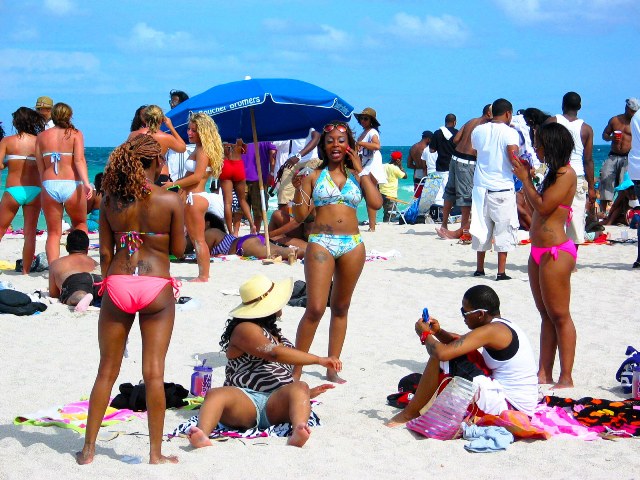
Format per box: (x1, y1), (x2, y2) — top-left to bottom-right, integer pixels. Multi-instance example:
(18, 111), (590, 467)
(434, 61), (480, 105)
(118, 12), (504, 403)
(545, 92), (595, 247)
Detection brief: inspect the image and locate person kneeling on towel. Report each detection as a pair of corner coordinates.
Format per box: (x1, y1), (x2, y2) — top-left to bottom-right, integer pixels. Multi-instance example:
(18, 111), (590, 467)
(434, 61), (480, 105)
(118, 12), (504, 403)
(386, 285), (538, 427)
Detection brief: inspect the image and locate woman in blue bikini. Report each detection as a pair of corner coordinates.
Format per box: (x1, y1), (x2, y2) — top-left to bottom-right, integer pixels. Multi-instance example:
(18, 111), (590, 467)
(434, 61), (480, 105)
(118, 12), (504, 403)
(511, 122), (577, 388)
(0, 107), (46, 273)
(35, 102), (92, 263)
(291, 122), (382, 383)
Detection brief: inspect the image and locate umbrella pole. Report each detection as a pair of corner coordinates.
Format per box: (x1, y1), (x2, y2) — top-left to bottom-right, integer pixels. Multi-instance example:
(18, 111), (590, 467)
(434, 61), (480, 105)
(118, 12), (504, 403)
(249, 107), (271, 257)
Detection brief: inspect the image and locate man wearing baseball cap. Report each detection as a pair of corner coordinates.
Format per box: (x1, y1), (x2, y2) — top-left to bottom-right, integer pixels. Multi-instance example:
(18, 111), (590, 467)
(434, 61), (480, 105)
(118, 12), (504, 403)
(35, 96), (54, 129)
(599, 98), (639, 214)
(380, 151), (407, 222)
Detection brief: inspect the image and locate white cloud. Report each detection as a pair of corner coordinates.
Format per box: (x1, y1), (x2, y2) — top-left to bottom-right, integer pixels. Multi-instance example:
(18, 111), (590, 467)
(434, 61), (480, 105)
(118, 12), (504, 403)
(116, 22), (198, 52)
(388, 13), (469, 47)
(0, 48), (99, 74)
(43, 0), (75, 15)
(493, 0), (638, 24)
(304, 25), (350, 50)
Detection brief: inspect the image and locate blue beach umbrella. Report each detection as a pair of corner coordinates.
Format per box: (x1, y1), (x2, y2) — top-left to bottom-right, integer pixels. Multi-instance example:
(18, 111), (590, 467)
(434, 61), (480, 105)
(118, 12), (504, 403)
(167, 77), (354, 255)
(167, 77), (354, 143)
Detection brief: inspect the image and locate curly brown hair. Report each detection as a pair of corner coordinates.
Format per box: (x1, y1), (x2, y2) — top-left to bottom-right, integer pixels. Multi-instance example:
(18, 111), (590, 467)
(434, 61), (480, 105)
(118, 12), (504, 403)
(102, 135), (160, 207)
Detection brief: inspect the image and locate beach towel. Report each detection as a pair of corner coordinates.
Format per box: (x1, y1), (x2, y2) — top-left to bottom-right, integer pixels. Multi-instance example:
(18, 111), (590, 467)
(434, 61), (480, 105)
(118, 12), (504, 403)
(469, 186), (489, 244)
(530, 403), (600, 440)
(475, 409), (550, 440)
(14, 399), (146, 434)
(169, 410), (321, 440)
(366, 249), (401, 262)
(542, 395), (640, 437)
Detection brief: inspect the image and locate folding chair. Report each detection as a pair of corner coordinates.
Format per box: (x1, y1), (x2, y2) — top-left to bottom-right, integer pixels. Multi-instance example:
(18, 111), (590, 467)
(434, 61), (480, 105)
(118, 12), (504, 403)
(385, 196), (411, 223)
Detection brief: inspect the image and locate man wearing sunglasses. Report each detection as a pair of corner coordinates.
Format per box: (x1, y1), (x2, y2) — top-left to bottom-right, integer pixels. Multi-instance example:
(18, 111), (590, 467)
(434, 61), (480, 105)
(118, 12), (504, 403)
(386, 285), (537, 427)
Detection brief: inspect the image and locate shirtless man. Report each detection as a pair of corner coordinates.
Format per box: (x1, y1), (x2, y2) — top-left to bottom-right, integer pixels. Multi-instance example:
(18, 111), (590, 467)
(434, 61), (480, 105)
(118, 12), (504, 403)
(407, 131), (432, 192)
(437, 104), (492, 240)
(48, 229), (101, 312)
(599, 98), (639, 214)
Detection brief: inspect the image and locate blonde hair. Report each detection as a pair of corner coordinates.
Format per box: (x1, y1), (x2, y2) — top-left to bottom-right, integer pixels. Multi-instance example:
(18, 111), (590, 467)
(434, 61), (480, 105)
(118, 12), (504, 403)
(52, 102), (76, 133)
(190, 113), (223, 178)
(143, 105), (163, 133)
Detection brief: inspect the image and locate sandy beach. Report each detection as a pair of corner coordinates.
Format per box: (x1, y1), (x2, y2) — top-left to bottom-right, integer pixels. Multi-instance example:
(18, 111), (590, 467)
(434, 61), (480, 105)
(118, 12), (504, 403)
(0, 221), (638, 480)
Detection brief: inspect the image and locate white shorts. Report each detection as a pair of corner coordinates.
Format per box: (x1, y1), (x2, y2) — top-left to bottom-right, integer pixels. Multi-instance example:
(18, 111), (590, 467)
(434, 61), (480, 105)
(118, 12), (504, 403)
(566, 176), (587, 244)
(471, 190), (518, 252)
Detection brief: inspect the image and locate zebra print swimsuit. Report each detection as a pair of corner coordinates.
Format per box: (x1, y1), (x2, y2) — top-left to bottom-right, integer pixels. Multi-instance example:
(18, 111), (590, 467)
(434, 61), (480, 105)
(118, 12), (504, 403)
(224, 328), (294, 393)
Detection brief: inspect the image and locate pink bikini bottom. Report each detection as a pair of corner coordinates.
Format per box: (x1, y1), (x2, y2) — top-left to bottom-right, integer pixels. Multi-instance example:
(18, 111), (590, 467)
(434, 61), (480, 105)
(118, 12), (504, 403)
(530, 239), (577, 265)
(97, 275), (181, 314)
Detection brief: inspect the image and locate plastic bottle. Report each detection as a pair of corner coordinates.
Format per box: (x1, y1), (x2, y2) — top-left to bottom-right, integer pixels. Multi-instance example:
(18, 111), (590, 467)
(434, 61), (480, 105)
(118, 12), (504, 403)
(190, 360), (213, 397)
(632, 365), (640, 400)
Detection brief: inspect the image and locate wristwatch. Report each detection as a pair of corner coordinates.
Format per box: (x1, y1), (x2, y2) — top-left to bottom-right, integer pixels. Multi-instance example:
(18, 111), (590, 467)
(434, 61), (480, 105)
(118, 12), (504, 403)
(294, 153), (302, 160)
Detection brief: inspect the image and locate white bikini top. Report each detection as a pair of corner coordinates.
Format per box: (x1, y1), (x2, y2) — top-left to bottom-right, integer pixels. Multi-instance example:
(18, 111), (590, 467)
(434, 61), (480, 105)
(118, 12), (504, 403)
(185, 159), (212, 173)
(4, 155), (36, 164)
(42, 152), (73, 175)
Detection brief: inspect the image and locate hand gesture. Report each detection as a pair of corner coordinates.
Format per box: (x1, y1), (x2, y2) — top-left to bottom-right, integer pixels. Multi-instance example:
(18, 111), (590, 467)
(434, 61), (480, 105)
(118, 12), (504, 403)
(318, 356), (342, 372)
(284, 155), (300, 170)
(347, 146), (363, 173)
(163, 116), (174, 128)
(84, 183), (93, 200)
(292, 171), (303, 189)
(309, 383), (336, 398)
(509, 152), (530, 182)
(414, 317), (439, 337)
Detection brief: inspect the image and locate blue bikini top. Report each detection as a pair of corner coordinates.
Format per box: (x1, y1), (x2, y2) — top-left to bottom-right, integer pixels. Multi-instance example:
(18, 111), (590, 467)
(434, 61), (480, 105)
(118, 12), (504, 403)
(312, 168), (362, 209)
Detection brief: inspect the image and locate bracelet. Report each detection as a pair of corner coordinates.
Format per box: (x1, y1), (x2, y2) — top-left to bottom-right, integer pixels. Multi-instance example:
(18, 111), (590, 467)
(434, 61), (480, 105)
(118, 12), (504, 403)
(420, 331), (431, 345)
(357, 171), (367, 177)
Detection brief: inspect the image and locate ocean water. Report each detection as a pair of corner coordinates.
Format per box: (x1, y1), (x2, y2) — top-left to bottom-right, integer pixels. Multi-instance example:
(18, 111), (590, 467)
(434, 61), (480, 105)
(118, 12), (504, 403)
(1, 145), (610, 228)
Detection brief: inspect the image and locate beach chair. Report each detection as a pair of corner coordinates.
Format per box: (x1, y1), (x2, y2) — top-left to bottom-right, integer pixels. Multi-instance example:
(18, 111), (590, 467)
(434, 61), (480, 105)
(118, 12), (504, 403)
(385, 196), (411, 223)
(399, 173), (448, 224)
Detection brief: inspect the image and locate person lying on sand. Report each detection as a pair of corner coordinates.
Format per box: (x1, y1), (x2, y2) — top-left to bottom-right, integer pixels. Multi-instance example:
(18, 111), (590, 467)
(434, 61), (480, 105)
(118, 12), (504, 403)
(188, 274), (338, 448)
(386, 285), (538, 427)
(48, 229), (101, 312)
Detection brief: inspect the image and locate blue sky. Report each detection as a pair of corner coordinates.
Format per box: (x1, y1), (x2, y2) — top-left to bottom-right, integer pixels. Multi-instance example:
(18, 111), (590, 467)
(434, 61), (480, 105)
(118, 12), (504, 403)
(1, 0), (639, 147)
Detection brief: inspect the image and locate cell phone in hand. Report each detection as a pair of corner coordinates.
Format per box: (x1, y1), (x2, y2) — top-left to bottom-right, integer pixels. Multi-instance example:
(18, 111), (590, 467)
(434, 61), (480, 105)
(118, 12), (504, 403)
(297, 166), (314, 177)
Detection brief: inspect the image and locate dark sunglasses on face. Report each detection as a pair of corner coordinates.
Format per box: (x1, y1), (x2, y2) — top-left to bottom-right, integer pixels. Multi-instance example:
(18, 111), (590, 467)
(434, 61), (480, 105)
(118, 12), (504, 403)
(323, 122), (348, 133)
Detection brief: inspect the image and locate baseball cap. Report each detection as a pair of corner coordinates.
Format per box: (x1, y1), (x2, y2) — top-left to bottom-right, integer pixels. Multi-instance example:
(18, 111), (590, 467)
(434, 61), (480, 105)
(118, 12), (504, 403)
(391, 151), (402, 160)
(626, 98), (639, 112)
(35, 96), (53, 109)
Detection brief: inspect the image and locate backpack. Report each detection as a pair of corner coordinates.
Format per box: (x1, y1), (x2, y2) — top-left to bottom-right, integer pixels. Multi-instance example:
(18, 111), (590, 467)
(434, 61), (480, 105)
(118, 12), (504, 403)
(110, 382), (189, 411)
(401, 198), (420, 225)
(615, 345), (640, 394)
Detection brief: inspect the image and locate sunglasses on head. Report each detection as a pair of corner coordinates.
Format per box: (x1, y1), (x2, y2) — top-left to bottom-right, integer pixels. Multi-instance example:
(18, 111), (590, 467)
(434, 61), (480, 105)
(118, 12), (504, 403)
(460, 307), (487, 318)
(323, 122), (348, 133)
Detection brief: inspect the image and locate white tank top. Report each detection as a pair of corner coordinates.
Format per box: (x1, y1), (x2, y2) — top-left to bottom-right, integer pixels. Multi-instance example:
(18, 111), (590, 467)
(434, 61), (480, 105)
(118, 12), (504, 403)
(555, 115), (585, 176)
(481, 318), (538, 416)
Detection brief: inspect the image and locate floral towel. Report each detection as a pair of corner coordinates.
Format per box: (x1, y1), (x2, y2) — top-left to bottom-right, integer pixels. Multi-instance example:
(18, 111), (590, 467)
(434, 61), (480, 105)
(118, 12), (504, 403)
(14, 399), (146, 434)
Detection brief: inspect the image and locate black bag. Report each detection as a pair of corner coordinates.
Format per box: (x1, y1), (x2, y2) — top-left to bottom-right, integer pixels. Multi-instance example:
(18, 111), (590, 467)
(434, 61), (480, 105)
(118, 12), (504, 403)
(0, 289), (47, 316)
(287, 280), (332, 308)
(110, 382), (189, 411)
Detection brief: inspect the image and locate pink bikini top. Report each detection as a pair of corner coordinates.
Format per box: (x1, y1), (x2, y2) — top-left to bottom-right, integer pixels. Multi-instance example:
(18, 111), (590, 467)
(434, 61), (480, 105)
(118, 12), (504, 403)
(559, 204), (573, 224)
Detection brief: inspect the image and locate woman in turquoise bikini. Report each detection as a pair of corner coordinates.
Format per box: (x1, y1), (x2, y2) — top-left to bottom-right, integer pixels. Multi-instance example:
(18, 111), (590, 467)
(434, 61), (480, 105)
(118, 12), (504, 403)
(35, 102), (92, 263)
(0, 107), (46, 273)
(292, 122), (382, 383)
(511, 122), (577, 388)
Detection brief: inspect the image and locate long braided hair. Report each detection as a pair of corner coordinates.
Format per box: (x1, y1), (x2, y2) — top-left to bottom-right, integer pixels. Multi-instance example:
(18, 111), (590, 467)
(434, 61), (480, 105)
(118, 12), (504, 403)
(102, 135), (160, 208)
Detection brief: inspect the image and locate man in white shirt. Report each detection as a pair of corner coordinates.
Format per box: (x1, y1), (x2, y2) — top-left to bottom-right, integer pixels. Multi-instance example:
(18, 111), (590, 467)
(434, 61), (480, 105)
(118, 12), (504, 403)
(35, 96), (54, 129)
(276, 128), (321, 211)
(545, 92), (595, 248)
(470, 98), (520, 280)
(627, 107), (640, 268)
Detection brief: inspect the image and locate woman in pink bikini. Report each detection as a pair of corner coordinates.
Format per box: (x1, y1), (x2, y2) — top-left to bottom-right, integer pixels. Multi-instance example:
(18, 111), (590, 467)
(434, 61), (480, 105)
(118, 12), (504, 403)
(511, 122), (577, 388)
(76, 135), (185, 465)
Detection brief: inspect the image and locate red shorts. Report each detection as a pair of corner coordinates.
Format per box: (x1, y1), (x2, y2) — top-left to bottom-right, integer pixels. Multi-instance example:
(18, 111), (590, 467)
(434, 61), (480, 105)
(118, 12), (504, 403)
(219, 158), (246, 182)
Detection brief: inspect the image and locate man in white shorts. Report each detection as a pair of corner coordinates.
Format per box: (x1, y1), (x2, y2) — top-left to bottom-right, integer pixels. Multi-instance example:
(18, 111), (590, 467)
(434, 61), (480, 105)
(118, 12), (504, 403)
(385, 285), (538, 427)
(469, 98), (520, 281)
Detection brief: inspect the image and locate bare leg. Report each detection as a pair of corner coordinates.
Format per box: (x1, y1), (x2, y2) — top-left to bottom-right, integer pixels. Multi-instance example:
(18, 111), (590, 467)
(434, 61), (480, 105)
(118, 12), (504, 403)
(367, 205), (377, 232)
(41, 193), (64, 263)
(139, 285), (179, 464)
(529, 256), (555, 384)
(293, 243), (334, 380)
(386, 356), (440, 427)
(76, 295), (134, 465)
(325, 243), (365, 383)
(0, 192), (21, 263)
(497, 252), (508, 275)
(185, 196), (209, 282)
(21, 200), (41, 274)
(234, 180), (256, 234)
(64, 186), (88, 233)
(74, 293), (94, 312)
(539, 251), (576, 388)
(221, 179), (235, 233)
(439, 199), (453, 231)
(266, 382), (312, 447)
(475, 251), (486, 275)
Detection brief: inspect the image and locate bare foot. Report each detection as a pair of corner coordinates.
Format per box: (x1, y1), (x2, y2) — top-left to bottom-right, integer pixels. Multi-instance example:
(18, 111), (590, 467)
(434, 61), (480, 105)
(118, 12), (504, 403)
(149, 454), (179, 464)
(366, 228), (376, 232)
(287, 424), (311, 447)
(75, 446), (95, 465)
(385, 410), (419, 428)
(74, 293), (93, 312)
(188, 426), (213, 448)
(537, 372), (554, 384)
(326, 370), (346, 384)
(552, 378), (574, 389)
(189, 277), (209, 283)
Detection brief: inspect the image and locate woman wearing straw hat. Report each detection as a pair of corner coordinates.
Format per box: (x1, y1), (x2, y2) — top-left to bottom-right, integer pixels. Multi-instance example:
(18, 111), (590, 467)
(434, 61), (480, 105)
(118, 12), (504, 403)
(188, 274), (340, 448)
(355, 107), (386, 232)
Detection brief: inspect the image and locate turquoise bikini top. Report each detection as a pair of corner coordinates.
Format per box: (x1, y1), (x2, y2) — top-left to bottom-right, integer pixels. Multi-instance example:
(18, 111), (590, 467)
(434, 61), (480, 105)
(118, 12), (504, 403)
(312, 168), (362, 209)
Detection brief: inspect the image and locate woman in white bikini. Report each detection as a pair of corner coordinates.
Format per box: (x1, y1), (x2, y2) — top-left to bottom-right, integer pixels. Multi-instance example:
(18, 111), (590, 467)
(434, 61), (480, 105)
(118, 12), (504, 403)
(164, 113), (223, 282)
(0, 107), (45, 273)
(35, 102), (92, 263)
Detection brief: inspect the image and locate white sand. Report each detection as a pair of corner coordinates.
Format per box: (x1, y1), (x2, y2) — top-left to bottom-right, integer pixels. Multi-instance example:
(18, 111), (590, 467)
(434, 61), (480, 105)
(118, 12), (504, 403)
(0, 223), (638, 479)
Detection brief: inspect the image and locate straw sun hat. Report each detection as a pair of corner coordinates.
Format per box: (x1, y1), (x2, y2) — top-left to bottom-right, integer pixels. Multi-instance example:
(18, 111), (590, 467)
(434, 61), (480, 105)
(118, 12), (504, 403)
(354, 107), (381, 128)
(229, 274), (294, 319)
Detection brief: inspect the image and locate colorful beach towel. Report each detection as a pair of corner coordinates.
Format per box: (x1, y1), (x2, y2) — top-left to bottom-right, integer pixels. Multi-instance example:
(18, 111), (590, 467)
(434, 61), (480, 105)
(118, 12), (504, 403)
(169, 410), (321, 440)
(475, 409), (551, 440)
(543, 395), (640, 437)
(14, 399), (146, 434)
(366, 249), (401, 262)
